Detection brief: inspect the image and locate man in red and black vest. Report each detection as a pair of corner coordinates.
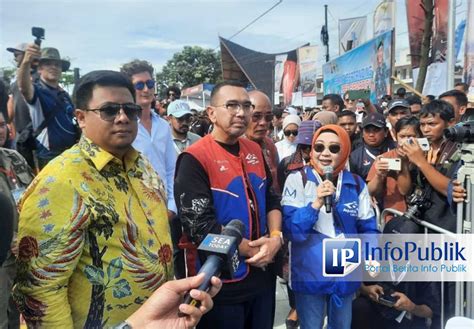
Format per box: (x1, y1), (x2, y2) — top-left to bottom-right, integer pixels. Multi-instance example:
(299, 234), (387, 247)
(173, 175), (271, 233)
(174, 81), (282, 329)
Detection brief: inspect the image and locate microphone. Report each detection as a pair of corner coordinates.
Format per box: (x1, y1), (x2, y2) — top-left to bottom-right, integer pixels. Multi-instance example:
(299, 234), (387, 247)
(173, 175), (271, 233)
(323, 166), (333, 213)
(178, 219), (245, 316)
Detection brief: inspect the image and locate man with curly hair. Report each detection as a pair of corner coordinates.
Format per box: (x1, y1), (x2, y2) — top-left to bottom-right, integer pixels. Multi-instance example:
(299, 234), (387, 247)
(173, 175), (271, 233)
(120, 60), (177, 220)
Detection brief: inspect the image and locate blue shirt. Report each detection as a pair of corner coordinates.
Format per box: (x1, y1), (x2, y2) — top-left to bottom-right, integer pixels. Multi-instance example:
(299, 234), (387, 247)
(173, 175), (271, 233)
(133, 112), (177, 213)
(27, 80), (77, 160)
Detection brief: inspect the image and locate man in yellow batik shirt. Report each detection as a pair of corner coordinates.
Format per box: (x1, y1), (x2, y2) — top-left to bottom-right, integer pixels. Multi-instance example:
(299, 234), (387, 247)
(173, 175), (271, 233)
(14, 70), (173, 328)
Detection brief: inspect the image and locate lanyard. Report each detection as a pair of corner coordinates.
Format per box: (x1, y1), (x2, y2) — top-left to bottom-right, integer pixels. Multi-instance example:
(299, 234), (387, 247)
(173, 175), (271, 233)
(364, 148), (377, 160)
(173, 139), (190, 155)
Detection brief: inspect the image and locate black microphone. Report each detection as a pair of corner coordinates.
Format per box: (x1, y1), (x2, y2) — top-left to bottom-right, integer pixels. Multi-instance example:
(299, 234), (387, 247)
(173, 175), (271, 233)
(178, 219), (245, 316)
(0, 193), (14, 266)
(323, 166), (333, 213)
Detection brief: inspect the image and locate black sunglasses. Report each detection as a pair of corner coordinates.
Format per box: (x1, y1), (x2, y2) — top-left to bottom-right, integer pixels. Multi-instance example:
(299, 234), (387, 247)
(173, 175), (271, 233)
(84, 103), (142, 122)
(134, 79), (155, 91)
(284, 130), (298, 137)
(313, 143), (341, 154)
(251, 113), (273, 123)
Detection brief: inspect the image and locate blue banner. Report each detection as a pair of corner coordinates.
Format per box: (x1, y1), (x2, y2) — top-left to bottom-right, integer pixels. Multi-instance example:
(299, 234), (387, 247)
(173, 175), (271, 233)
(323, 30), (394, 103)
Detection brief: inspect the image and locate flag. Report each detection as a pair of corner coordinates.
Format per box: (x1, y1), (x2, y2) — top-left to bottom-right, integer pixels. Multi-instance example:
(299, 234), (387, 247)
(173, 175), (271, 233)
(338, 16), (367, 55)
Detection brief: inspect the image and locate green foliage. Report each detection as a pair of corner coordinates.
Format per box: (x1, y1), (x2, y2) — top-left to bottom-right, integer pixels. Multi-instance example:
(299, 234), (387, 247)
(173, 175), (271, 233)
(59, 71), (75, 89)
(0, 67), (17, 87)
(155, 46), (221, 96)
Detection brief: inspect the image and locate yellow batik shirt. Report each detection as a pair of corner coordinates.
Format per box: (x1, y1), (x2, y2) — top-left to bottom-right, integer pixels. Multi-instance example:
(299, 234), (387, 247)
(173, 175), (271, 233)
(14, 137), (174, 328)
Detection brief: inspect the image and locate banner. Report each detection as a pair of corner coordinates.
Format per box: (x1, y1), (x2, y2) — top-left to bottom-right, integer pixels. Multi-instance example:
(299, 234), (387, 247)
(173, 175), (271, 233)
(273, 54), (287, 105)
(297, 46), (318, 98)
(281, 60), (298, 106)
(323, 30), (393, 104)
(338, 16), (367, 55)
(373, 0), (395, 37)
(465, 0), (474, 96)
(406, 0), (448, 69)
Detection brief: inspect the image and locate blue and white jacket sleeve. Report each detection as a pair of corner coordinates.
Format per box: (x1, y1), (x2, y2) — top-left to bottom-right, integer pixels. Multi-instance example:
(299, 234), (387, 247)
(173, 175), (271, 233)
(281, 171), (319, 243)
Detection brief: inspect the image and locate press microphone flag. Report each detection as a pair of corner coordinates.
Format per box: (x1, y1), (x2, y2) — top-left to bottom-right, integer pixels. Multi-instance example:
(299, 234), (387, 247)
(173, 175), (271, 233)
(179, 219), (245, 316)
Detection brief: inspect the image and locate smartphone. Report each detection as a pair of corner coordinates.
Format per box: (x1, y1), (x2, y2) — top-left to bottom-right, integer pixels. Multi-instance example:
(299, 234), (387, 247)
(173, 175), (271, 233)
(348, 89), (370, 101)
(380, 157), (401, 171)
(417, 138), (430, 151)
(378, 294), (397, 307)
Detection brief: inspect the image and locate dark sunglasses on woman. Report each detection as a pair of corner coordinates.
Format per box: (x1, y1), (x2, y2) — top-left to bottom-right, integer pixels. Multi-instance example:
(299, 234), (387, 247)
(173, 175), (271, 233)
(284, 130), (298, 137)
(313, 143), (341, 154)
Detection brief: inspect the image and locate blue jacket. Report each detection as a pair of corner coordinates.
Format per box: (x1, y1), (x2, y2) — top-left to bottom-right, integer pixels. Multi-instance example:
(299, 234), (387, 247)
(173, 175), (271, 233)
(282, 166), (378, 298)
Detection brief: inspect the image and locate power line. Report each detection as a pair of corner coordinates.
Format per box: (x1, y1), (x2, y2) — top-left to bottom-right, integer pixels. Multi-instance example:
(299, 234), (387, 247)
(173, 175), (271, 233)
(227, 0), (283, 41)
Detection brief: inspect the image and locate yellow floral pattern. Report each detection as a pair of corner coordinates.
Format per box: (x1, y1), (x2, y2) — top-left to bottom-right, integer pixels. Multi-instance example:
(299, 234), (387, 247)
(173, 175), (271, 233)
(14, 137), (173, 328)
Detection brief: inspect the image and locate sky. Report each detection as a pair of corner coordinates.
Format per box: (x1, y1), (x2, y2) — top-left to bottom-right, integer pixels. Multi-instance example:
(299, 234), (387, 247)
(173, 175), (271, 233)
(0, 0), (468, 76)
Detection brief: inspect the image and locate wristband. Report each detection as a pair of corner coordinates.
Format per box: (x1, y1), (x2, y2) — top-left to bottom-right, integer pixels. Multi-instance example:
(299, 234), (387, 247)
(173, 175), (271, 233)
(270, 230), (284, 246)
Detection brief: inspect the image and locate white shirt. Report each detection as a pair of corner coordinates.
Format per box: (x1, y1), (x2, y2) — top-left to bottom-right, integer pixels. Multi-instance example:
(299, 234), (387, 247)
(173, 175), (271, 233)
(275, 138), (297, 162)
(133, 112), (177, 213)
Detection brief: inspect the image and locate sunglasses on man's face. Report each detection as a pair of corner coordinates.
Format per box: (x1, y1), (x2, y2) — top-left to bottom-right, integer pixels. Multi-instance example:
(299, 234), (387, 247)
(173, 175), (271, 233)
(84, 103), (142, 122)
(284, 130), (298, 137)
(251, 112), (273, 123)
(313, 143), (341, 154)
(134, 79), (155, 91)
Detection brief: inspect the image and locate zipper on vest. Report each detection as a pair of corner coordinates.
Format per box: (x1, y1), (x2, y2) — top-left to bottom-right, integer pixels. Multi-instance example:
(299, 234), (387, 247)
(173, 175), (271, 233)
(240, 157), (260, 239)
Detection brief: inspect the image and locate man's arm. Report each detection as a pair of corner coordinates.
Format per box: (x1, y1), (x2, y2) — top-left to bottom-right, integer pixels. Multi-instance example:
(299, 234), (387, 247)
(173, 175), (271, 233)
(164, 123), (177, 216)
(403, 141), (450, 196)
(247, 157), (282, 267)
(14, 177), (86, 327)
(392, 292), (433, 319)
(17, 44), (40, 103)
(174, 153), (218, 245)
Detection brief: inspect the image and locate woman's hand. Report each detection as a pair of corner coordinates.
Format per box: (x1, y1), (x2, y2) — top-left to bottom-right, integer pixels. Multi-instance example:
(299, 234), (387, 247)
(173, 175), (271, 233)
(312, 180), (336, 209)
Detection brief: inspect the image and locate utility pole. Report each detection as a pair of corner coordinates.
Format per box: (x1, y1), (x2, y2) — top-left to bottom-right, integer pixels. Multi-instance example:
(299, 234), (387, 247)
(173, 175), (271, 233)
(321, 5), (330, 62)
(324, 4), (329, 62)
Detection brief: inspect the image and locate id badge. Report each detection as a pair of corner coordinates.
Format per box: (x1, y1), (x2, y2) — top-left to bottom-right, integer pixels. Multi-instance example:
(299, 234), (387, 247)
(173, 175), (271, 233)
(11, 187), (26, 205)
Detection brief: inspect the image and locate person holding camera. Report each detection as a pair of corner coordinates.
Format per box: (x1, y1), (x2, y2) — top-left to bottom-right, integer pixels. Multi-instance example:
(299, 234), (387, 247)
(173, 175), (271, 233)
(399, 100), (465, 324)
(366, 116), (421, 222)
(17, 44), (79, 169)
(352, 218), (440, 329)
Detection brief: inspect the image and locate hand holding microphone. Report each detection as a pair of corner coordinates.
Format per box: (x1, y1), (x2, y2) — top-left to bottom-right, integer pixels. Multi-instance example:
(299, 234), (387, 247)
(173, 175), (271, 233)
(312, 166), (335, 212)
(178, 219), (245, 317)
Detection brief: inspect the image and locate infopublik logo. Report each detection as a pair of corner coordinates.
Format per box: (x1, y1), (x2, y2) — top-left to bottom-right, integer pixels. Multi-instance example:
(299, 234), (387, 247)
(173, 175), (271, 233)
(323, 238), (361, 277)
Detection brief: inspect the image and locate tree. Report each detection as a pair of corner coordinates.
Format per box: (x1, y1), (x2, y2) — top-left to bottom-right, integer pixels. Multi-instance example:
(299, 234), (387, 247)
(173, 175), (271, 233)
(0, 67), (17, 87)
(155, 46), (221, 96)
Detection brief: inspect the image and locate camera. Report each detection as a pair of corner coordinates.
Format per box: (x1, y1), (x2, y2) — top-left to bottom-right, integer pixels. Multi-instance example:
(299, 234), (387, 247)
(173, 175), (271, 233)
(444, 122), (474, 143)
(32, 27), (45, 46)
(404, 189), (431, 221)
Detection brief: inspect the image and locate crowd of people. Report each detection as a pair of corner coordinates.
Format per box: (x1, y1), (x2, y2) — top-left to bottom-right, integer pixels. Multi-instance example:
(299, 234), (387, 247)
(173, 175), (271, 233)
(0, 40), (473, 329)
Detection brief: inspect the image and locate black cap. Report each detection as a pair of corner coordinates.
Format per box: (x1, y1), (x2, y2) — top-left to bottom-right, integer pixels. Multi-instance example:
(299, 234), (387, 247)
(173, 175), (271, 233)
(362, 112), (386, 129)
(388, 99), (410, 113)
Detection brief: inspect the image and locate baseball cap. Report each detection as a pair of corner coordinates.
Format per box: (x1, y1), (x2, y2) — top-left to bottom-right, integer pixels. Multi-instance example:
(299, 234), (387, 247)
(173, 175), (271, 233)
(387, 99), (410, 113)
(6, 43), (27, 53)
(167, 100), (192, 118)
(362, 112), (386, 129)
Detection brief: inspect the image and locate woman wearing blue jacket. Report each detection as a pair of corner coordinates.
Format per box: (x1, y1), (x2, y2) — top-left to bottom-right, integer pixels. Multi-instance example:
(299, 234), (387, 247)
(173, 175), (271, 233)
(282, 124), (378, 329)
